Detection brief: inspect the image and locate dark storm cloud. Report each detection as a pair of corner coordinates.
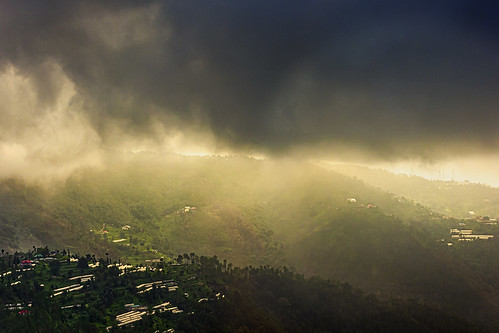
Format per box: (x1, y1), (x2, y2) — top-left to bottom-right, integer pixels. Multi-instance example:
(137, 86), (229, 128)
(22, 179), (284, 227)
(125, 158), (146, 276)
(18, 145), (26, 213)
(1, 0), (498, 159)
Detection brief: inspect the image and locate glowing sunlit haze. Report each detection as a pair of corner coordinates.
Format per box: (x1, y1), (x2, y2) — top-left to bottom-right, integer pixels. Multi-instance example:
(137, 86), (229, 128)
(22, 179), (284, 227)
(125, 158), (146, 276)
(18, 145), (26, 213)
(1, 1), (498, 185)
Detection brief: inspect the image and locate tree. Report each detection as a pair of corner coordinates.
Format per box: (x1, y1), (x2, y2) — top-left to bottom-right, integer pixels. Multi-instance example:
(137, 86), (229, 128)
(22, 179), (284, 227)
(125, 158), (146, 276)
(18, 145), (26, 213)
(49, 260), (61, 276)
(77, 257), (88, 271)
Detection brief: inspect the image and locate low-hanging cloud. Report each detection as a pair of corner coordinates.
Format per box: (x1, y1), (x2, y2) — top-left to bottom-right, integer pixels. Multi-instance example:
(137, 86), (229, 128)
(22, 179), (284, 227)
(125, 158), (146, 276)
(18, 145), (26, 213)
(0, 64), (103, 180)
(1, 0), (499, 171)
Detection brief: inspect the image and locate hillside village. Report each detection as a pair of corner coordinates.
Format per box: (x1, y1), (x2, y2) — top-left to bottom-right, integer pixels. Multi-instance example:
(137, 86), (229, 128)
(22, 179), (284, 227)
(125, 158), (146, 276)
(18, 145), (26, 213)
(1, 246), (489, 333)
(445, 213), (498, 245)
(449, 228), (494, 242)
(345, 196), (498, 247)
(0, 247), (221, 331)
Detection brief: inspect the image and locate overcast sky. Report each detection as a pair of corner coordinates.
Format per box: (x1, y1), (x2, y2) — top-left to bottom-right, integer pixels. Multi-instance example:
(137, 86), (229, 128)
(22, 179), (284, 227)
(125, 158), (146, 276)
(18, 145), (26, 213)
(1, 1), (498, 182)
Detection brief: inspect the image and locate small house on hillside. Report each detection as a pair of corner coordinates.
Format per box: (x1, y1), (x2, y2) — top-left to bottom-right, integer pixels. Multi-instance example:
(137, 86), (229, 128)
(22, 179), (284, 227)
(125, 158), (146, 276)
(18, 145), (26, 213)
(20, 260), (32, 268)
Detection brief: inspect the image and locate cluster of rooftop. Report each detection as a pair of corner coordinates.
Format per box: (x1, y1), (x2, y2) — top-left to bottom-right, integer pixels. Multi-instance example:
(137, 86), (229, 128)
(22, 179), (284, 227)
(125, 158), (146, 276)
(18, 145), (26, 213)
(450, 229), (494, 242)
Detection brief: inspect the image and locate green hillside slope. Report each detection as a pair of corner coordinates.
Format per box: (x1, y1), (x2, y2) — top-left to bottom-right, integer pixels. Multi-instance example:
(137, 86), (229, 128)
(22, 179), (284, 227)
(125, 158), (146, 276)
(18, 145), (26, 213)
(1, 154), (499, 326)
(328, 163), (499, 218)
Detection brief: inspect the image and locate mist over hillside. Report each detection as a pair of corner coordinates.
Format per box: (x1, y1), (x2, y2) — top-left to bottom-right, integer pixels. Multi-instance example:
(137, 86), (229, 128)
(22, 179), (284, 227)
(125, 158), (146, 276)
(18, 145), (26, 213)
(328, 163), (499, 219)
(1, 154), (499, 329)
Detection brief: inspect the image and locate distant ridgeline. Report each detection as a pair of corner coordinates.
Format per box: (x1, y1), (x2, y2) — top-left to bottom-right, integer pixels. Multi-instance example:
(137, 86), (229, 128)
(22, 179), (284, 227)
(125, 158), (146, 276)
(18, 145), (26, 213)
(329, 163), (499, 219)
(0, 247), (485, 332)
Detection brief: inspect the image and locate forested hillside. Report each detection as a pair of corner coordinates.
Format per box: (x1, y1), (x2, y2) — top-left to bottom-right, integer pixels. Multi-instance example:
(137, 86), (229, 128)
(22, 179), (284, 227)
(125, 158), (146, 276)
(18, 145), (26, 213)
(328, 164), (499, 218)
(1, 154), (499, 327)
(1, 248), (483, 332)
